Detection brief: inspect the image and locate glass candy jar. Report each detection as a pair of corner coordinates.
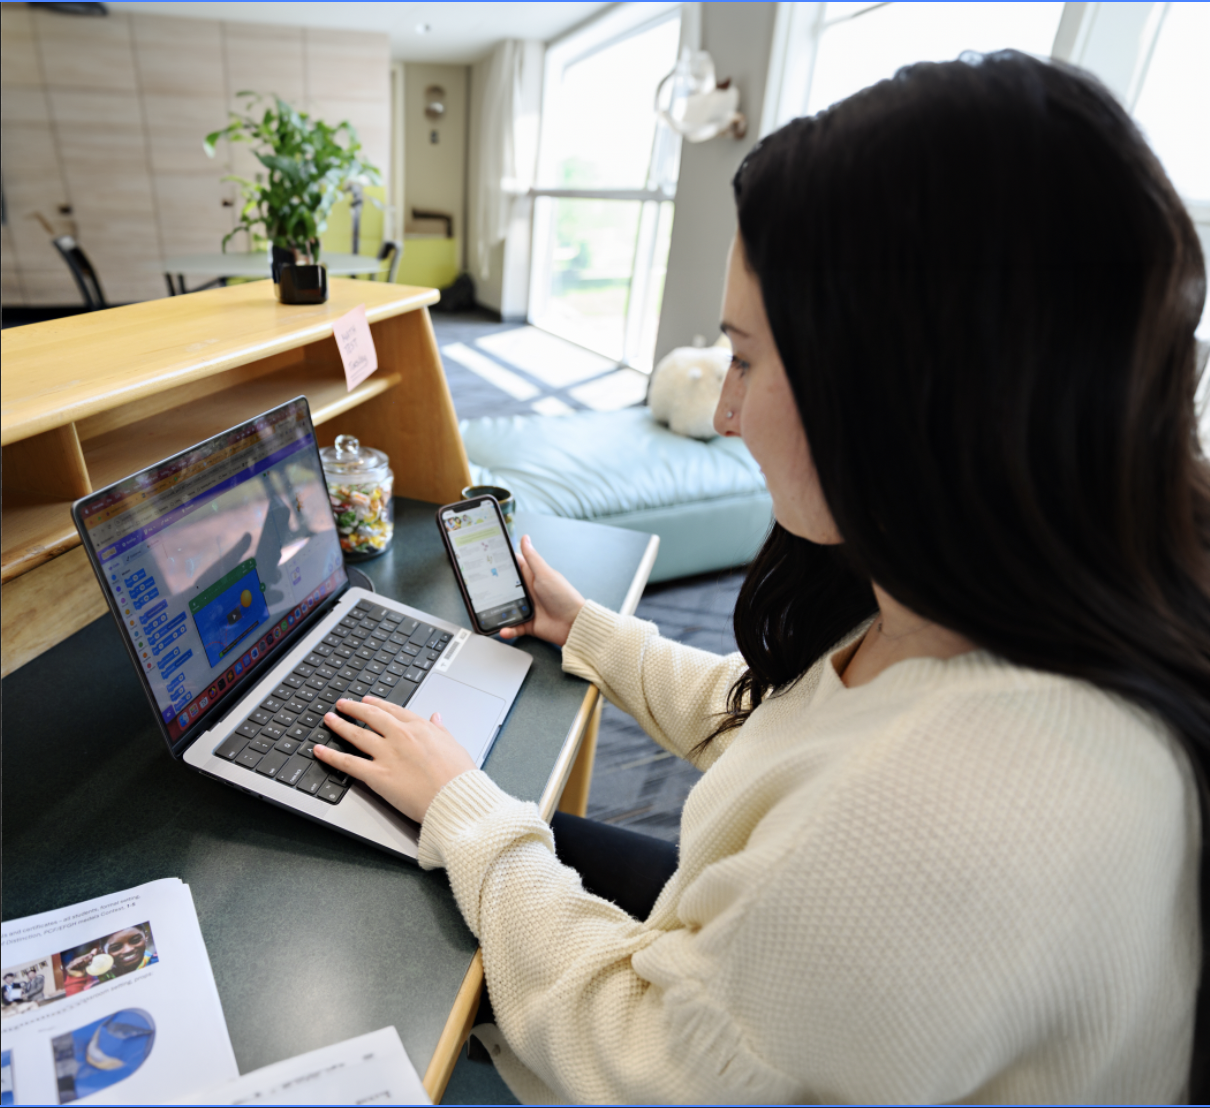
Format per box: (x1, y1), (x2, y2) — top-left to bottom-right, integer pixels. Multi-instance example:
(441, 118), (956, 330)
(320, 434), (394, 559)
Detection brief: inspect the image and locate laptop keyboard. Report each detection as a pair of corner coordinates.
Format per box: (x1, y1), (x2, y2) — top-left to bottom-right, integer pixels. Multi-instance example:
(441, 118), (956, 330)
(211, 600), (454, 805)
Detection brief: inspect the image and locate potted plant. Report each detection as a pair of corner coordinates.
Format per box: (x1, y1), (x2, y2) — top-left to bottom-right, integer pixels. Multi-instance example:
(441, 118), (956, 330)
(204, 94), (381, 304)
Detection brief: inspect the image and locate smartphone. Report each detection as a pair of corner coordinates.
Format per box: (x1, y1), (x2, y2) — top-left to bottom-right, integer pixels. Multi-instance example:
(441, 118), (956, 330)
(436, 495), (535, 635)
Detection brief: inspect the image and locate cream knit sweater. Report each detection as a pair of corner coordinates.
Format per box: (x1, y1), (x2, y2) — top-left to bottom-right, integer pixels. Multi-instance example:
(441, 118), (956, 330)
(417, 602), (1198, 1103)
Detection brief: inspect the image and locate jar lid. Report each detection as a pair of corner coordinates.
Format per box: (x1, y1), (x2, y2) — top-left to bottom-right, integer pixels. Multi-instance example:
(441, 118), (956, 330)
(320, 434), (390, 482)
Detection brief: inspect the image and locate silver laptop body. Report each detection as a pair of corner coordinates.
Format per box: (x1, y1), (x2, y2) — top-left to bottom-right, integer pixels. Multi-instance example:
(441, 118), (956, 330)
(72, 398), (531, 861)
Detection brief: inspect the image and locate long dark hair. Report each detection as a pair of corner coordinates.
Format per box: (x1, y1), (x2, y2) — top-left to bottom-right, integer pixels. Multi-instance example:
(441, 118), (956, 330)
(718, 51), (1210, 1094)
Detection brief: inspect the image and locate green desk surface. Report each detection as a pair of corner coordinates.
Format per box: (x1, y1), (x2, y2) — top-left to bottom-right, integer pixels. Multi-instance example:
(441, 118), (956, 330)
(1, 499), (655, 1084)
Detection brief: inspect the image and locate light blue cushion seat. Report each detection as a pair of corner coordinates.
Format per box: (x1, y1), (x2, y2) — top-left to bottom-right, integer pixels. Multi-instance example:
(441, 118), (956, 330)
(460, 408), (772, 583)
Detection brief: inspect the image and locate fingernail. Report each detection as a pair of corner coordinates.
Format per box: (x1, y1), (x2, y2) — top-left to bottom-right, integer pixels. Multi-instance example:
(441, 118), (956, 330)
(432, 711), (442, 724)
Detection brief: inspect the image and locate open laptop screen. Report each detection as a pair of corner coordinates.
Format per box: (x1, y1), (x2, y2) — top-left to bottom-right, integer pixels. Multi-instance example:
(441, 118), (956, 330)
(75, 399), (347, 750)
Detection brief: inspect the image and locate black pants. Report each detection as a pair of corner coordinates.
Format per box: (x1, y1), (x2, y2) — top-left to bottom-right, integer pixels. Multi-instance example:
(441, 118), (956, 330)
(473, 813), (679, 1032)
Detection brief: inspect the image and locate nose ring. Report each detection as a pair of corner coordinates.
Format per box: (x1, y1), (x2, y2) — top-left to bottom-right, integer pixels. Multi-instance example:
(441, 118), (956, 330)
(726, 409), (735, 419)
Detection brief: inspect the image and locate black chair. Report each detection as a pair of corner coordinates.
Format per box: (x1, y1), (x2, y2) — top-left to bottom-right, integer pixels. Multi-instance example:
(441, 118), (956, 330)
(376, 240), (400, 283)
(52, 235), (106, 310)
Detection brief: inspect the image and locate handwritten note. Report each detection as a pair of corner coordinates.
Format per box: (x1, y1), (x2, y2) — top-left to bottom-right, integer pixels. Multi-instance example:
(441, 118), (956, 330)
(334, 304), (379, 391)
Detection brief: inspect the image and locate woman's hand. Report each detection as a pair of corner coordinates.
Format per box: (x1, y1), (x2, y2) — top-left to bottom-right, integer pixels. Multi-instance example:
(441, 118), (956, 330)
(499, 534), (586, 648)
(314, 697), (476, 823)
(65, 949), (99, 978)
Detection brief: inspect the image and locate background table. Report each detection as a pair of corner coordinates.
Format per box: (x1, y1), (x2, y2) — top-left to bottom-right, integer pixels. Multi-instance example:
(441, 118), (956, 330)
(161, 252), (384, 295)
(1, 499), (657, 1102)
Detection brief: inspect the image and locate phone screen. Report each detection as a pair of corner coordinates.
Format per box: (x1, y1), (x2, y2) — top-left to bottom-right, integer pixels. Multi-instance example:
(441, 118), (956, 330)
(440, 500), (532, 632)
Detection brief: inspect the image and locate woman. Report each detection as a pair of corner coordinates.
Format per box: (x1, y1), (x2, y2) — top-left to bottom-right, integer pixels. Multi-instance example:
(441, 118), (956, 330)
(315, 51), (1209, 1101)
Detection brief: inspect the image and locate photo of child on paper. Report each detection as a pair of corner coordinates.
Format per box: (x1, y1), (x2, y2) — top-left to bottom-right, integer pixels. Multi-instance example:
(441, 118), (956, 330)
(52, 1008), (155, 1105)
(59, 923), (158, 996)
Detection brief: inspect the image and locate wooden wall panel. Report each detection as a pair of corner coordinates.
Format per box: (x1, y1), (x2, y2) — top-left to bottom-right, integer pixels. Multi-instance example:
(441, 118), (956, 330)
(33, 8), (139, 93)
(1, 10), (391, 308)
(0, 4), (43, 88)
(132, 14), (225, 97)
(224, 22), (305, 105)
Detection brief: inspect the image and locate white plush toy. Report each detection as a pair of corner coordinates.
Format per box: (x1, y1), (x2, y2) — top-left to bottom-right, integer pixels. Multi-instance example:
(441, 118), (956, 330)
(647, 342), (731, 440)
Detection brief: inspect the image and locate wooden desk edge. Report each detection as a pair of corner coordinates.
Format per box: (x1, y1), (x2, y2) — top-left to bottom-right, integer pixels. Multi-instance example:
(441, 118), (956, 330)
(423, 533), (660, 1102)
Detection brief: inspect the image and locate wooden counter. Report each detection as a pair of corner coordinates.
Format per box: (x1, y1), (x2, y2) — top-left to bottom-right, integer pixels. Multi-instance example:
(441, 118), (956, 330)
(0, 278), (472, 676)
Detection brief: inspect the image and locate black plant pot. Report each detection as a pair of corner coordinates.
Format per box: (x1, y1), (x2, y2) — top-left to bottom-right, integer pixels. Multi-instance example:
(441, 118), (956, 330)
(275, 264), (328, 304)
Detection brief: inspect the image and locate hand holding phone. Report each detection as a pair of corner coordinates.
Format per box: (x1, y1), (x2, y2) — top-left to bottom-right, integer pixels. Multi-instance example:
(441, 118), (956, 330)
(499, 535), (586, 648)
(436, 496), (535, 635)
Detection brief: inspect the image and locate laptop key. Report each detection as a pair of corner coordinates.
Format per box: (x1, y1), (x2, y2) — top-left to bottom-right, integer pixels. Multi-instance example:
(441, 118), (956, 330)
(273, 710), (296, 726)
(305, 653), (325, 668)
(318, 689), (339, 704)
(296, 762), (328, 794)
(425, 633), (444, 650)
(365, 637), (385, 652)
(334, 645), (354, 660)
(282, 674), (304, 689)
(364, 660), (385, 675)
(426, 650), (441, 662)
(247, 735), (274, 754)
(256, 750), (289, 778)
(293, 664), (314, 679)
(235, 748), (263, 769)
(315, 665), (337, 681)
(330, 626), (350, 639)
(285, 698), (309, 715)
(348, 681), (371, 697)
(216, 733), (249, 760)
(386, 662), (407, 676)
(389, 633), (409, 646)
(374, 649), (394, 663)
(273, 685), (293, 700)
(275, 736), (299, 755)
(409, 624), (435, 646)
(359, 618), (378, 631)
(301, 710), (324, 729)
(327, 676), (350, 691)
(404, 667), (425, 684)
(286, 723), (309, 741)
(322, 634), (342, 648)
(370, 683), (393, 698)
(260, 696), (283, 713)
(416, 659), (433, 672)
(400, 643), (421, 657)
(387, 681), (416, 708)
(250, 708), (273, 726)
(295, 687), (317, 702)
(376, 672), (398, 687)
(318, 780), (347, 804)
(260, 723), (285, 741)
(355, 646), (375, 661)
(312, 643), (333, 657)
(338, 665), (361, 680)
(279, 754), (311, 787)
(306, 675), (328, 690)
(366, 604), (387, 622)
(399, 618), (419, 636)
(341, 616), (362, 629)
(237, 721), (261, 739)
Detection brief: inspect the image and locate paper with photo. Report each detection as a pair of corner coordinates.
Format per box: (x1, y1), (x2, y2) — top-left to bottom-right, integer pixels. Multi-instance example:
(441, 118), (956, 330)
(177, 1026), (430, 1106)
(0, 879), (236, 1105)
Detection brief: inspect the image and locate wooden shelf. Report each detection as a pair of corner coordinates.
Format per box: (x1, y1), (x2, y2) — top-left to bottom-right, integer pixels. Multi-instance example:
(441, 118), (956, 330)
(0, 492), (80, 585)
(84, 358), (401, 491)
(1, 277), (472, 676)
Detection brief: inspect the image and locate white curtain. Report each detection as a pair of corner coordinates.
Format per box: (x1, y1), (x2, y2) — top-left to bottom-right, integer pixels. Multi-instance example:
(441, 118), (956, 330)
(472, 39), (544, 283)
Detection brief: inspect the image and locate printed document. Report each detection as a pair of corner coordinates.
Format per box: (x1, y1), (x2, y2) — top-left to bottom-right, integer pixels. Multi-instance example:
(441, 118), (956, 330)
(0, 879), (237, 1105)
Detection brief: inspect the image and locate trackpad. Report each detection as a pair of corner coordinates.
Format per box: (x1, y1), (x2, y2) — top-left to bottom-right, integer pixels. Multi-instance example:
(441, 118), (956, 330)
(407, 673), (504, 765)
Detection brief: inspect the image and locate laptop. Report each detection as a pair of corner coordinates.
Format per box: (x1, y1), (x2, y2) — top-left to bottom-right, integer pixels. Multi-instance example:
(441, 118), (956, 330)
(71, 397), (531, 860)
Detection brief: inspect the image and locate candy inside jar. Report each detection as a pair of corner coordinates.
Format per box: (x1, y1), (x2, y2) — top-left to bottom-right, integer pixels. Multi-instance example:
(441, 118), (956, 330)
(320, 434), (394, 560)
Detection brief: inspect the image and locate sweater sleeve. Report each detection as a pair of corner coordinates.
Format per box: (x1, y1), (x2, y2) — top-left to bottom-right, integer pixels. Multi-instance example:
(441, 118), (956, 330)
(561, 600), (748, 768)
(417, 769), (801, 1105)
(417, 679), (1197, 1104)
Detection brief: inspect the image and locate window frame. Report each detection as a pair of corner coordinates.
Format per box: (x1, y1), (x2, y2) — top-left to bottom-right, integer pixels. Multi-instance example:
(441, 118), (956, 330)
(527, 1), (691, 370)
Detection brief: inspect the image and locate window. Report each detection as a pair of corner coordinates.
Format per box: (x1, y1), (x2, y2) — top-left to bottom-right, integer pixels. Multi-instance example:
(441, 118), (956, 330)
(529, 4), (683, 370)
(1132, 3), (1210, 206)
(806, 2), (1065, 115)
